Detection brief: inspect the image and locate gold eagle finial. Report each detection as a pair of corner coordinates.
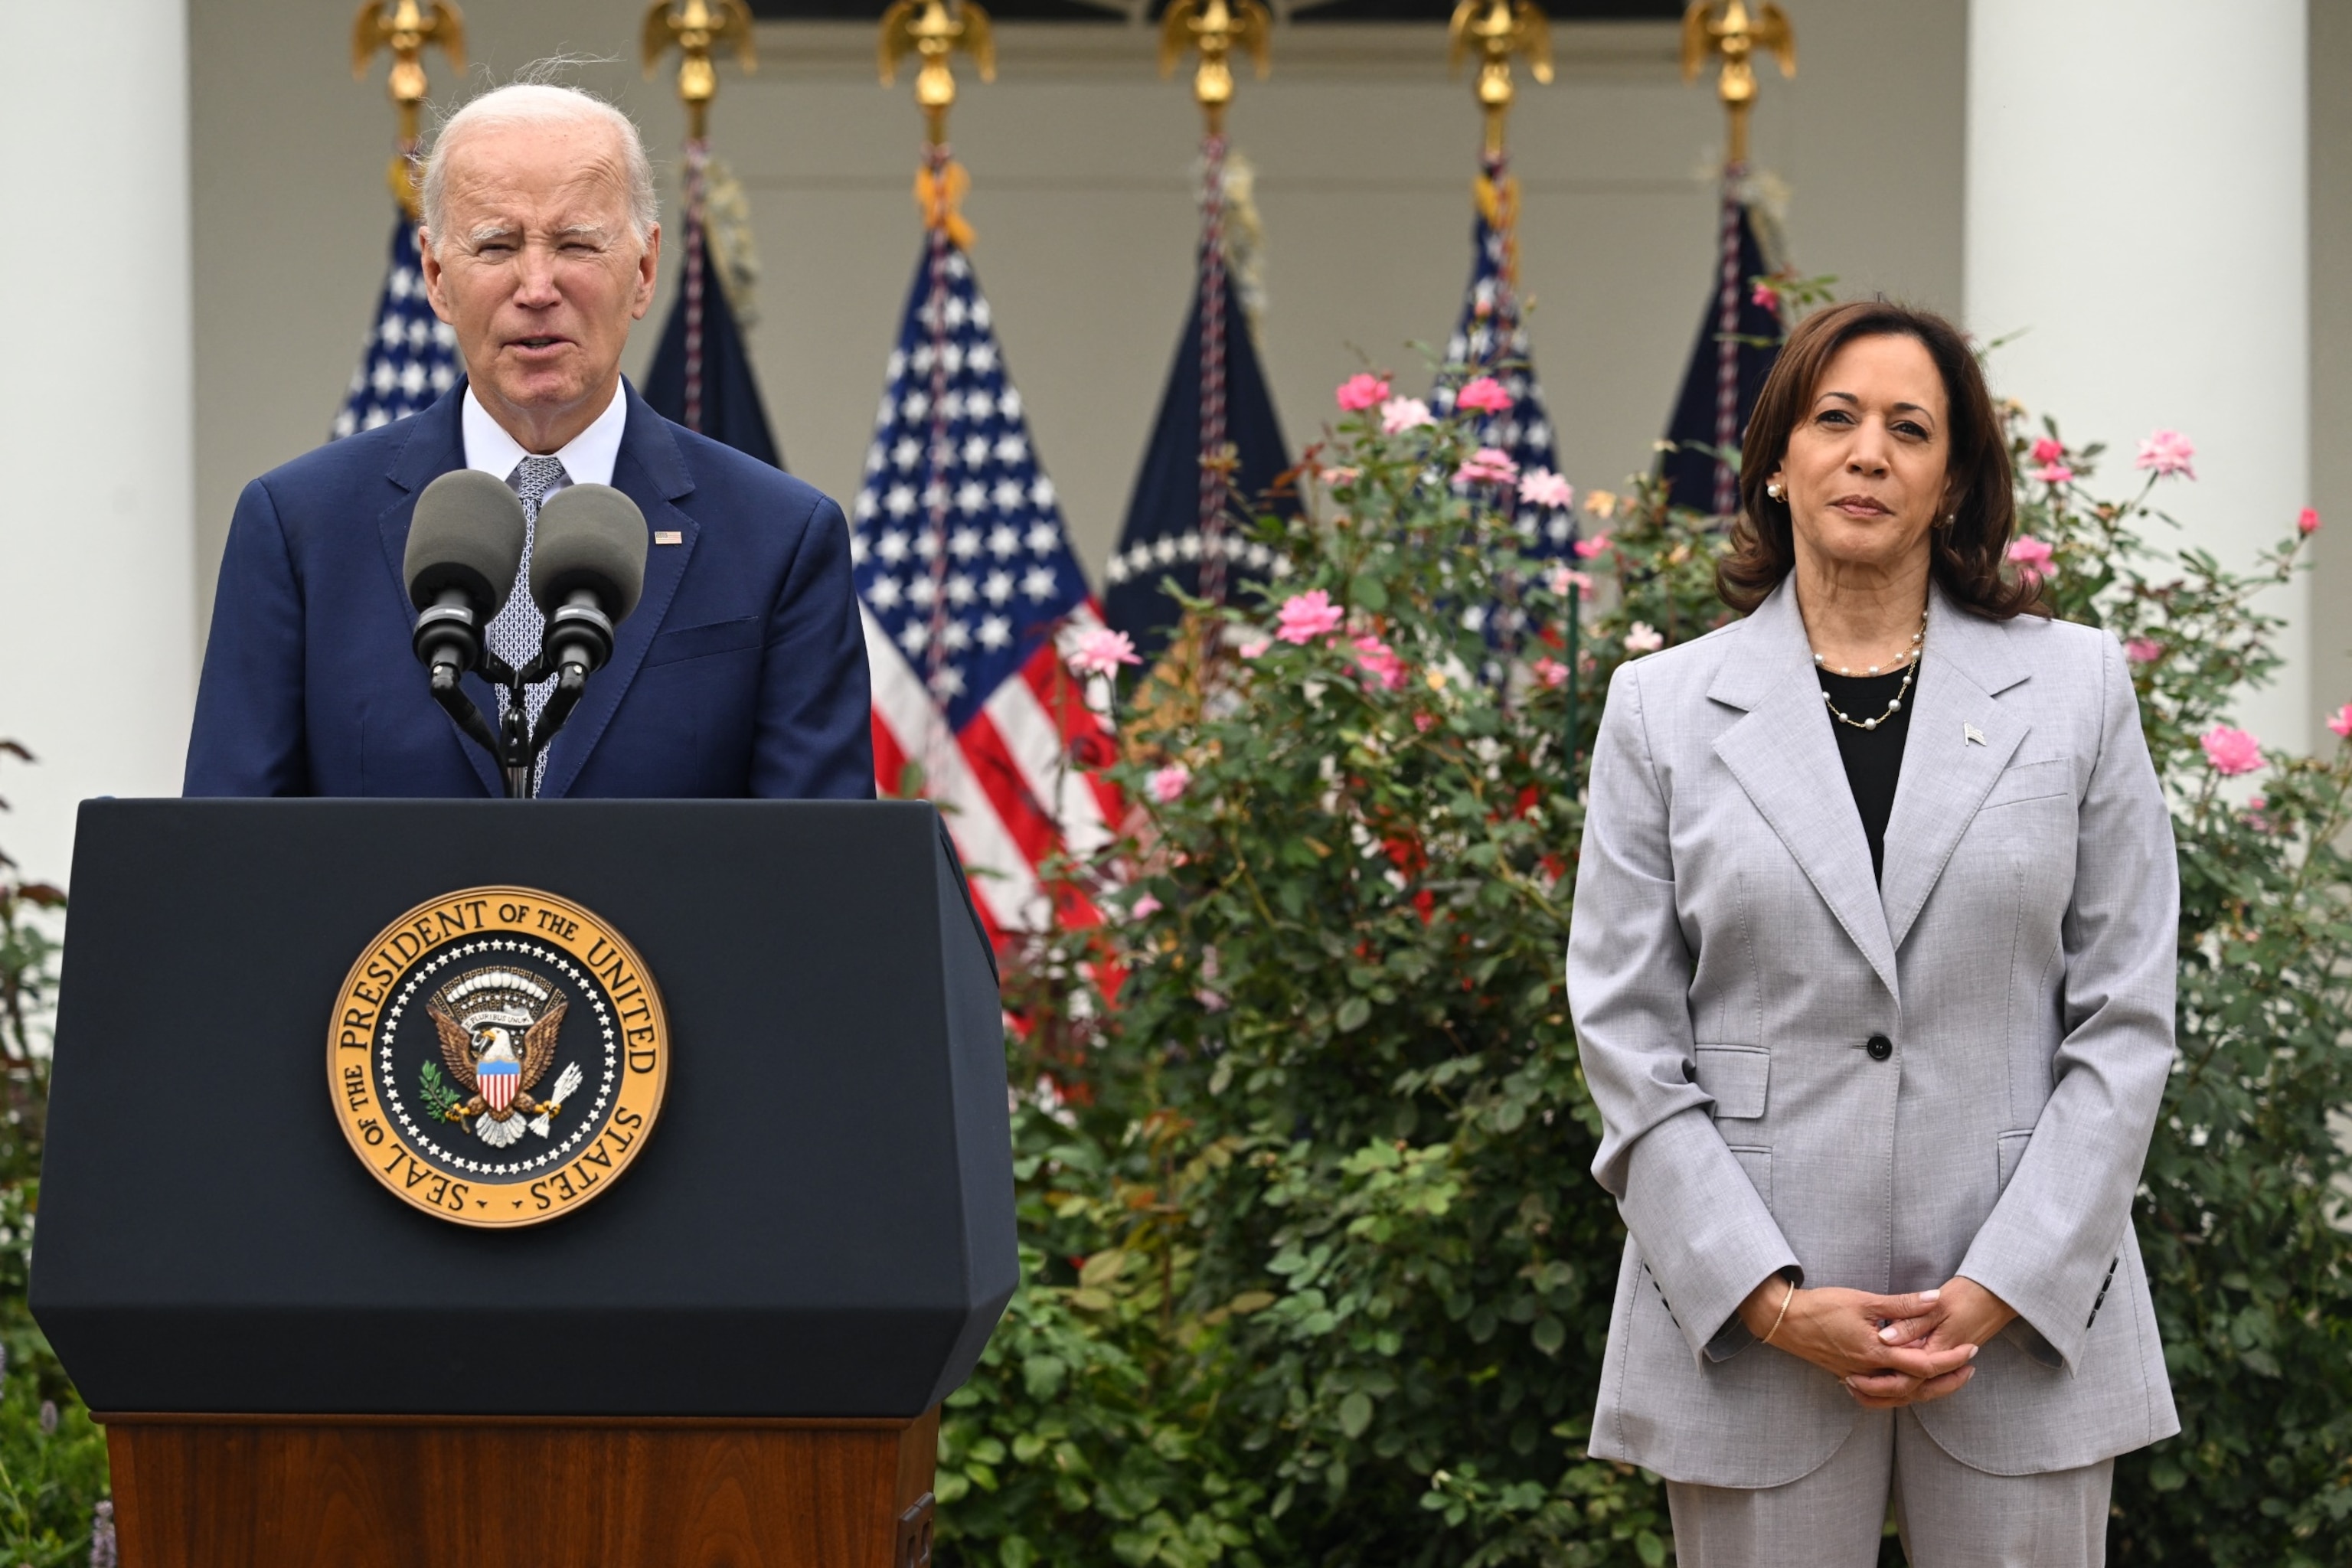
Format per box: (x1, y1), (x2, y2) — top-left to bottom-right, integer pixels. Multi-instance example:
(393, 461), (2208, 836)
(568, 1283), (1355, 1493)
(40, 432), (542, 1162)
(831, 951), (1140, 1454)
(880, 0), (996, 146)
(642, 1), (757, 144)
(351, 0), (467, 218)
(1158, 0), (1272, 140)
(1680, 0), (1795, 169)
(1447, 0), (1553, 155)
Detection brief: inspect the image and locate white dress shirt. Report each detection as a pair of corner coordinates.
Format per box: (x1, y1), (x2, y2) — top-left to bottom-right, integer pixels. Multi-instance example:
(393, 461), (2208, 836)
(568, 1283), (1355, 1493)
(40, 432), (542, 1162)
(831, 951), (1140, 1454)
(461, 381), (628, 495)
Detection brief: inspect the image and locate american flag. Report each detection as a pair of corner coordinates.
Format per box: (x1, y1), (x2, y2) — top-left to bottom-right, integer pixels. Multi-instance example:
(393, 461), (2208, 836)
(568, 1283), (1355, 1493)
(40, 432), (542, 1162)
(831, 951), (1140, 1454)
(334, 217), (462, 439)
(1432, 162), (1575, 557)
(851, 229), (1117, 941)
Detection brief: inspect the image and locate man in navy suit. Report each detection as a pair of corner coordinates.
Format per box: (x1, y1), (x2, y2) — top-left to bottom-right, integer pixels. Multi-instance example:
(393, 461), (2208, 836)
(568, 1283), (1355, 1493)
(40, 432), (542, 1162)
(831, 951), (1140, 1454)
(185, 82), (872, 800)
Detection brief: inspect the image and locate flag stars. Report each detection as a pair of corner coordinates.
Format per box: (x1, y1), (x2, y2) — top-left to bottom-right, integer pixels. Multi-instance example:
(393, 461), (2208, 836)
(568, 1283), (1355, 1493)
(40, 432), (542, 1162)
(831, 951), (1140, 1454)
(892, 436), (921, 471)
(984, 569), (1014, 605)
(1021, 564), (1059, 601)
(1025, 521), (1059, 555)
(978, 614), (1012, 649)
(949, 527), (982, 560)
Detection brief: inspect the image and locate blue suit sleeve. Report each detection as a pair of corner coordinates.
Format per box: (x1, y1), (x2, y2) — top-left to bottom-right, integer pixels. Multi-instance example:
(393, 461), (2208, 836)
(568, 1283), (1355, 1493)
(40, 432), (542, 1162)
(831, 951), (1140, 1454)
(751, 492), (875, 800)
(184, 479), (310, 797)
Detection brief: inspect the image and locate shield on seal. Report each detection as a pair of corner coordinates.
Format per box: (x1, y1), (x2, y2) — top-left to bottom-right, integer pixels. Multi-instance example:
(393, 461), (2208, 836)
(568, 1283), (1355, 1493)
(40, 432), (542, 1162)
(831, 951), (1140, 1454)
(479, 1055), (520, 1113)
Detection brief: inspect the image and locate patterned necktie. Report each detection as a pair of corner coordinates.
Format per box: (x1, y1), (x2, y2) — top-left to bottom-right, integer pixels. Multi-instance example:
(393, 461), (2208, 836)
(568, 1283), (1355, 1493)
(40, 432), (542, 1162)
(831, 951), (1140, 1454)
(487, 455), (570, 782)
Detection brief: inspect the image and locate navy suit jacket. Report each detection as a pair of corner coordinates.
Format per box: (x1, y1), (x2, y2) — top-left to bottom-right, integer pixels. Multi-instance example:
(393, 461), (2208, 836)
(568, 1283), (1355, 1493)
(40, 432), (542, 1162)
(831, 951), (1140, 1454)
(185, 383), (874, 800)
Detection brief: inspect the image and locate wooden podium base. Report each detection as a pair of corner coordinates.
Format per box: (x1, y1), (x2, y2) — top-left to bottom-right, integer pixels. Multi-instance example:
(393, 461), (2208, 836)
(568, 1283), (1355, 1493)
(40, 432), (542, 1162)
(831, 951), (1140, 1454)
(98, 1409), (938, 1568)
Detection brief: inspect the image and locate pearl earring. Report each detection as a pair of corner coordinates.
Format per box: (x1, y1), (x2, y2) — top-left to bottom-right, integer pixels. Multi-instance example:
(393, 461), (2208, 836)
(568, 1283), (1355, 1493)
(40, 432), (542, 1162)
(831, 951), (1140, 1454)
(1766, 480), (1785, 501)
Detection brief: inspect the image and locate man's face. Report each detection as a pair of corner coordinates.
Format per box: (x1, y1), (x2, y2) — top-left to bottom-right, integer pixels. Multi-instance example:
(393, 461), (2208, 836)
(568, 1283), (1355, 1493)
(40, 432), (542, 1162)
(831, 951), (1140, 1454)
(420, 118), (658, 441)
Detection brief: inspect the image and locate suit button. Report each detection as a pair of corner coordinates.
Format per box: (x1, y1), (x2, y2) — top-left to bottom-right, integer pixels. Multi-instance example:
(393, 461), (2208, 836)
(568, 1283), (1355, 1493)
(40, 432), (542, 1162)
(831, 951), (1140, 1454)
(1866, 1034), (1893, 1062)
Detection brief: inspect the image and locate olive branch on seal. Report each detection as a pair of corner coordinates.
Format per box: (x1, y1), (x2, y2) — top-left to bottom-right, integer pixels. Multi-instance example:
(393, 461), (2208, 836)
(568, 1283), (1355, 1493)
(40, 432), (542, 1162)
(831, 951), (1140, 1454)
(419, 1060), (462, 1122)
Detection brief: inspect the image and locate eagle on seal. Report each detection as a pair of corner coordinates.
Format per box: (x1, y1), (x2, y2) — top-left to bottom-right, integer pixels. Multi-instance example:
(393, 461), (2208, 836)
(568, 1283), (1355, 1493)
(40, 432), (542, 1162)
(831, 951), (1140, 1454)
(429, 993), (570, 1148)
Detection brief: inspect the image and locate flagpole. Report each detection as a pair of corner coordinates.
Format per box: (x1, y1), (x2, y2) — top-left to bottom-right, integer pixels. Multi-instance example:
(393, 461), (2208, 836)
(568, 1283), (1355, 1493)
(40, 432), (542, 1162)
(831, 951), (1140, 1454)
(882, 0), (996, 780)
(1680, 1), (1795, 514)
(1161, 0), (1271, 635)
(351, 1), (466, 220)
(644, 2), (756, 436)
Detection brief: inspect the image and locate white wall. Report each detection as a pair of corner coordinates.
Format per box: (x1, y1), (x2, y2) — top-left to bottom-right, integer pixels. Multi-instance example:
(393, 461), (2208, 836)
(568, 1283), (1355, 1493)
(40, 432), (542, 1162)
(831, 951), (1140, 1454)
(0, 0), (195, 890)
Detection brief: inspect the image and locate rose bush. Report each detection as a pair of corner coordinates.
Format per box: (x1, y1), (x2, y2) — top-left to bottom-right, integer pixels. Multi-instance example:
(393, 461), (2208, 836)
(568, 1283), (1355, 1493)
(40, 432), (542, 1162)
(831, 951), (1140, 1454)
(934, 358), (2352, 1566)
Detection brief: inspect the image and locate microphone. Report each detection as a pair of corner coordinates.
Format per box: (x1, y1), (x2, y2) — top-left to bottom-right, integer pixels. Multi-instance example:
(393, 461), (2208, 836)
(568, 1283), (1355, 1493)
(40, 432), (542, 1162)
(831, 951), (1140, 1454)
(528, 485), (648, 682)
(403, 470), (528, 687)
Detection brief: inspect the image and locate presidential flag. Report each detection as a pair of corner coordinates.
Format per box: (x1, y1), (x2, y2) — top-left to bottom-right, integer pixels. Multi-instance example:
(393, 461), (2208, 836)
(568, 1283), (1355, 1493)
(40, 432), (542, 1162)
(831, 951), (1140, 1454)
(645, 153), (783, 467)
(333, 216), (461, 439)
(1432, 159), (1576, 560)
(1659, 189), (1784, 514)
(851, 230), (1117, 940)
(1105, 148), (1295, 662)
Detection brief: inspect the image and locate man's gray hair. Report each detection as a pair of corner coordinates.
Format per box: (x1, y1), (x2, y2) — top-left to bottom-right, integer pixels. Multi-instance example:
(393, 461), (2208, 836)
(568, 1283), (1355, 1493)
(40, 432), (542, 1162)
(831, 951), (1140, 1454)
(420, 78), (659, 252)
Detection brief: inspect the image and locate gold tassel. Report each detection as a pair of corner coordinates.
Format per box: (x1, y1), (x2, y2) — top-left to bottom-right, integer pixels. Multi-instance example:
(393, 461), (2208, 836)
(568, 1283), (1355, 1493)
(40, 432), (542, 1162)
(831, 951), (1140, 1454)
(914, 158), (976, 250)
(1473, 170), (1523, 296)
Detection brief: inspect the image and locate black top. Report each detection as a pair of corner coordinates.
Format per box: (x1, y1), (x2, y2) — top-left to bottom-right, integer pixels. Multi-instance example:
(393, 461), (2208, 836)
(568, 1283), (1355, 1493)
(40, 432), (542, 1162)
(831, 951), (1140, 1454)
(1818, 664), (1916, 884)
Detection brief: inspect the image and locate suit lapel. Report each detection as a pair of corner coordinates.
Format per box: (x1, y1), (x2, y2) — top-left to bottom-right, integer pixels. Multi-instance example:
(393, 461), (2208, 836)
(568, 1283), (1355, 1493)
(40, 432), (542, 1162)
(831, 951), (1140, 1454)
(1877, 587), (2031, 950)
(378, 390), (504, 798)
(1709, 580), (1901, 1002)
(536, 384), (699, 799)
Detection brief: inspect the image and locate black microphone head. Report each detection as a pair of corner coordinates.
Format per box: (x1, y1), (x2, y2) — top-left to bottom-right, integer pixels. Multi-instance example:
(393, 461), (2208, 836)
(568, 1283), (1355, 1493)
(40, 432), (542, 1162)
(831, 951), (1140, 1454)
(531, 484), (648, 623)
(405, 469), (529, 616)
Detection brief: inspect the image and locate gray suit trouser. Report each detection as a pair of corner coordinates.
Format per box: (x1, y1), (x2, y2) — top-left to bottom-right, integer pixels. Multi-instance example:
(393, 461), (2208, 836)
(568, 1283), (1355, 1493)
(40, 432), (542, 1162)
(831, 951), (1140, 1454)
(1666, 1406), (2112, 1567)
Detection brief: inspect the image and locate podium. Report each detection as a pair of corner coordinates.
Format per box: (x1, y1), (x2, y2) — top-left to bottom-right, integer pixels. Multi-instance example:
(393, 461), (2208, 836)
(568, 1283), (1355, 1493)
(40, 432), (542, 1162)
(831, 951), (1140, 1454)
(31, 799), (1018, 1566)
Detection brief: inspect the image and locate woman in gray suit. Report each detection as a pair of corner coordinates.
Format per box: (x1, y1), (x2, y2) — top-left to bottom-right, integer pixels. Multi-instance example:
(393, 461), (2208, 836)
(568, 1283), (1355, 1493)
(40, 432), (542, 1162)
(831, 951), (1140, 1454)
(1566, 300), (2177, 1566)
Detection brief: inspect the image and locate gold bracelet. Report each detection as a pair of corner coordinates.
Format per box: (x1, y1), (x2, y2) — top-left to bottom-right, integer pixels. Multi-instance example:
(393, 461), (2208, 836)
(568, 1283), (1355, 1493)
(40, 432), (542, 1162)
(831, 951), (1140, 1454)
(1762, 1279), (1796, 1347)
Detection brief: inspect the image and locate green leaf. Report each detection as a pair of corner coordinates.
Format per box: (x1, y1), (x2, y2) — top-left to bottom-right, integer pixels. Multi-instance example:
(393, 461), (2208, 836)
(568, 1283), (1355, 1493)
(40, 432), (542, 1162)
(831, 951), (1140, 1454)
(1334, 996), (1371, 1034)
(1338, 1390), (1374, 1439)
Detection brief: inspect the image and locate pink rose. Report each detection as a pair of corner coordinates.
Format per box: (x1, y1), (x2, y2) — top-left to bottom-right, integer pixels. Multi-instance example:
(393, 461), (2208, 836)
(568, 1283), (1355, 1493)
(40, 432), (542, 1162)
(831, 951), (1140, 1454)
(1517, 468), (1574, 509)
(1380, 397), (1434, 434)
(1413, 712), (1436, 733)
(1320, 466), (1360, 488)
(2123, 637), (2163, 664)
(2200, 725), (2262, 776)
(1573, 533), (1612, 561)
(1624, 622), (1664, 655)
(1276, 589), (1344, 645)
(2030, 462), (2073, 486)
(2329, 703), (2352, 739)
(1336, 373), (1391, 413)
(1131, 893), (1162, 920)
(1239, 638), (1271, 660)
(2300, 507), (2321, 535)
(1549, 566), (1595, 596)
(1454, 447), (1519, 486)
(2007, 536), (2056, 581)
(1351, 635), (1407, 691)
(1533, 656), (1570, 688)
(1455, 376), (1514, 415)
(1067, 626), (1142, 677)
(2135, 428), (2196, 479)
(1749, 282), (1782, 312)
(1148, 763), (1192, 803)
(2030, 436), (2066, 466)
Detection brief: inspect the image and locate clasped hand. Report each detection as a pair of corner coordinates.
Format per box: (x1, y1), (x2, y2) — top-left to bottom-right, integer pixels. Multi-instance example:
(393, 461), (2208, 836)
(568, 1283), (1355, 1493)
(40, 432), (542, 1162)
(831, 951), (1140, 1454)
(1736, 1276), (2018, 1408)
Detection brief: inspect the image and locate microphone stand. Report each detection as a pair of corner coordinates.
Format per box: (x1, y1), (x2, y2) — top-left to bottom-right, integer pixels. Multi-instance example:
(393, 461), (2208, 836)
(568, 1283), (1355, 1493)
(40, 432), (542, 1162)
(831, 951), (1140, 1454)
(426, 652), (590, 800)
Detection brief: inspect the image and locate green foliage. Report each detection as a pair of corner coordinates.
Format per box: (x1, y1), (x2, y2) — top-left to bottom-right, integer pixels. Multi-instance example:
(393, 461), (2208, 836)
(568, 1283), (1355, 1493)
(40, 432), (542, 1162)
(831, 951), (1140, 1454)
(0, 742), (108, 1562)
(420, 1060), (462, 1122)
(942, 381), (2350, 1566)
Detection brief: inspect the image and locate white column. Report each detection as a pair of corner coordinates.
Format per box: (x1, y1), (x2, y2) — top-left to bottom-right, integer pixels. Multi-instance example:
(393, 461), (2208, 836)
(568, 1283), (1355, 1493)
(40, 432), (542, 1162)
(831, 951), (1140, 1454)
(0, 1), (196, 888)
(1965, 1), (2309, 750)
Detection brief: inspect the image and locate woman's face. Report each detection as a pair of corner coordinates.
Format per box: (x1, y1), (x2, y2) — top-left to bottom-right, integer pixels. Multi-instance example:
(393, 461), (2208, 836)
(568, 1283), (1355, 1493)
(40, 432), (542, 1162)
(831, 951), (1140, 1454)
(1769, 333), (1952, 580)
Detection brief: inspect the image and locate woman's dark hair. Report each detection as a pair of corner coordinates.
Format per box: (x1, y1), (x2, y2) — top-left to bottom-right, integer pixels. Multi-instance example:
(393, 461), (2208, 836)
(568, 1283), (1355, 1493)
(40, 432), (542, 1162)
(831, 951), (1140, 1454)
(1716, 299), (2048, 620)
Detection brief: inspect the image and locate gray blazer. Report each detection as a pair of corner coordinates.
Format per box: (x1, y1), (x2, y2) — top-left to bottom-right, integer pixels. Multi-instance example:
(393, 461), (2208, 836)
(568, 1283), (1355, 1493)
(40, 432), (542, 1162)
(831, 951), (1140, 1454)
(1565, 578), (2180, 1488)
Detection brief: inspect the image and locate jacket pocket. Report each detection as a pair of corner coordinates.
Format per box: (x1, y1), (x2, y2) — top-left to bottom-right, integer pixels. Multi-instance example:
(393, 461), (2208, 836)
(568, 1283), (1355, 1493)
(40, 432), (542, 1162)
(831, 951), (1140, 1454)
(1981, 756), (2073, 809)
(1726, 1145), (1772, 1209)
(1694, 1044), (1769, 1121)
(643, 615), (763, 669)
(1996, 1129), (2033, 1194)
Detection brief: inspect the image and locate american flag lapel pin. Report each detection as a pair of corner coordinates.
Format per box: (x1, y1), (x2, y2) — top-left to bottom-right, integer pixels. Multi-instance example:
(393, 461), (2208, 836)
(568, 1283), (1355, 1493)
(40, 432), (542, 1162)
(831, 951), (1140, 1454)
(1964, 723), (1986, 746)
(654, 530), (683, 545)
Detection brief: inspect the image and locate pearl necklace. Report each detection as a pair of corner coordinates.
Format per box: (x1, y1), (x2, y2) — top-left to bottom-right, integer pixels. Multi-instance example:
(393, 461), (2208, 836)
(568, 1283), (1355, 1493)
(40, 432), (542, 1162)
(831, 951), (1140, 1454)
(1813, 609), (1927, 733)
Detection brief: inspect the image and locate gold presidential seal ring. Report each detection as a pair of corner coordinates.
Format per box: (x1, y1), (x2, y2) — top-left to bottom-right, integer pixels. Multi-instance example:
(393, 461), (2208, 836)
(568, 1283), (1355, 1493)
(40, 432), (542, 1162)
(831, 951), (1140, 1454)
(328, 887), (668, 1227)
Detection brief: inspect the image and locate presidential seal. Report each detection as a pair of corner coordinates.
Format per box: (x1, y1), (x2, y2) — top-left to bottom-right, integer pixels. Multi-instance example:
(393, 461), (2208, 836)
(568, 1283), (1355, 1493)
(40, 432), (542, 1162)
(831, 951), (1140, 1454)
(328, 887), (668, 1227)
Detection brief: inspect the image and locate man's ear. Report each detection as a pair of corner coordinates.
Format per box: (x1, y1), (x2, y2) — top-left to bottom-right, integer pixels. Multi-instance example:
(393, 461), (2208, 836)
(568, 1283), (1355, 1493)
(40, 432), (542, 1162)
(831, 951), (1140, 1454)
(632, 223), (662, 322)
(417, 228), (458, 325)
